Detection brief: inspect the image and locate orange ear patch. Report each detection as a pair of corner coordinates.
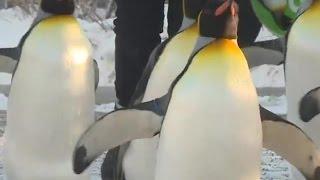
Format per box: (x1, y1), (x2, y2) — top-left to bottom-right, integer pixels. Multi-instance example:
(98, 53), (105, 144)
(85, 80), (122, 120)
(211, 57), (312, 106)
(231, 1), (239, 16)
(214, 0), (231, 16)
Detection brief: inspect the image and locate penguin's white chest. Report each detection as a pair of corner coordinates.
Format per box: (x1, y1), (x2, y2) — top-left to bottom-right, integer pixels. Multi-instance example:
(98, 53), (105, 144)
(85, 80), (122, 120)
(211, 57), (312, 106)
(286, 4), (320, 147)
(123, 25), (199, 180)
(4, 16), (94, 180)
(155, 41), (262, 180)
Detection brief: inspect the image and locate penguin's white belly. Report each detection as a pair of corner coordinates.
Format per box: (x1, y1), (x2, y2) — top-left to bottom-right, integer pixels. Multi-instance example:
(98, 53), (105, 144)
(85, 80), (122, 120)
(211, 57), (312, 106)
(155, 41), (262, 180)
(123, 25), (199, 180)
(286, 6), (320, 148)
(123, 136), (159, 180)
(3, 16), (94, 180)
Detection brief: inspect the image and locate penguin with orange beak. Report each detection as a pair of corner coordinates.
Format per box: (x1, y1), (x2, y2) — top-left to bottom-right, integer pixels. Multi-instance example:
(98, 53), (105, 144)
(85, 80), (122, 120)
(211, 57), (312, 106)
(73, 1), (263, 179)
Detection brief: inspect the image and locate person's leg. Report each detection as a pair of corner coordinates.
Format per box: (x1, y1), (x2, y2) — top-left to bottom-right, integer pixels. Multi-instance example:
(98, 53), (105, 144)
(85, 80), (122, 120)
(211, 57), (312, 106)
(237, 0), (262, 47)
(114, 0), (165, 107)
(167, 0), (183, 37)
(101, 0), (165, 179)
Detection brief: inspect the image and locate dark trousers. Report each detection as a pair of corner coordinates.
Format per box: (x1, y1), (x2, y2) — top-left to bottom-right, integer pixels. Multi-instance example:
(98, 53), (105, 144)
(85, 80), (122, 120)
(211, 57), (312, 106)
(114, 0), (182, 107)
(237, 0), (262, 47)
(113, 0), (261, 107)
(113, 0), (260, 108)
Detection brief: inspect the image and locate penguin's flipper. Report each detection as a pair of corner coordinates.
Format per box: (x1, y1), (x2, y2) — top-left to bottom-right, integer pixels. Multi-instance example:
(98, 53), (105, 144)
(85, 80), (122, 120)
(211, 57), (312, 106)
(0, 47), (20, 74)
(251, 38), (285, 52)
(242, 38), (285, 68)
(260, 106), (320, 179)
(299, 87), (320, 122)
(93, 59), (99, 90)
(130, 38), (171, 104)
(73, 95), (169, 174)
(0, 16), (42, 63)
(0, 47), (21, 61)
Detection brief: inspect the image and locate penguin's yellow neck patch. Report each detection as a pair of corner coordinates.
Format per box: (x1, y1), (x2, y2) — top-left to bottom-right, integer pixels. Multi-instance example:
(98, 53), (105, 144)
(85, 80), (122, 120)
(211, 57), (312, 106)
(188, 39), (248, 84)
(308, 0), (320, 13)
(40, 15), (77, 26)
(196, 39), (243, 65)
(35, 15), (83, 37)
(27, 15), (92, 66)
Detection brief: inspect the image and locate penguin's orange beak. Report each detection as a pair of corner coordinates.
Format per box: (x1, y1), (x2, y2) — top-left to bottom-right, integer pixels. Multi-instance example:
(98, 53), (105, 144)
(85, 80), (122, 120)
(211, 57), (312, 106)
(215, 0), (231, 16)
(214, 0), (239, 16)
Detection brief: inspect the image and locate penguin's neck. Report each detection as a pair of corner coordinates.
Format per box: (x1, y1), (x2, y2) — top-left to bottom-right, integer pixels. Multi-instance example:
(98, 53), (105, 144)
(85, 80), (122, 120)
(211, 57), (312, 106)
(310, 0), (320, 10)
(200, 26), (237, 40)
(33, 9), (53, 25)
(178, 16), (196, 32)
(222, 26), (237, 40)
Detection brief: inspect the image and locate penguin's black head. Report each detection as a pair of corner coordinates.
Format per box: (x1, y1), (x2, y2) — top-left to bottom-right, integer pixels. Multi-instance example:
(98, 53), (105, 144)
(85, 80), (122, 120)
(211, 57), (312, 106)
(184, 0), (207, 19)
(41, 0), (75, 15)
(199, 0), (239, 39)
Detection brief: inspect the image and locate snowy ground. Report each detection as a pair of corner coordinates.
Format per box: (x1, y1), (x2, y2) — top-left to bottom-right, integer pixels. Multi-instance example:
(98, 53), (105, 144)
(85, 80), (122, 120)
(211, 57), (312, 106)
(0, 6), (305, 180)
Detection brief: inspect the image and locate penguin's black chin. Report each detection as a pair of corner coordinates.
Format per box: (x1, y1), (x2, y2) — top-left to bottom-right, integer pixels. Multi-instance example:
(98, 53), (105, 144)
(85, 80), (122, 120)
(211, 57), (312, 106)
(41, 0), (75, 15)
(199, 0), (238, 39)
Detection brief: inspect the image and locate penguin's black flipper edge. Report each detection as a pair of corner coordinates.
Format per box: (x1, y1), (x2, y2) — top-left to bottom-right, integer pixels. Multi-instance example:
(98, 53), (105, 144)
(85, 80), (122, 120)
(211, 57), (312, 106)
(73, 96), (169, 174)
(93, 59), (99, 90)
(299, 87), (320, 122)
(0, 18), (40, 63)
(260, 106), (319, 180)
(251, 38), (285, 52)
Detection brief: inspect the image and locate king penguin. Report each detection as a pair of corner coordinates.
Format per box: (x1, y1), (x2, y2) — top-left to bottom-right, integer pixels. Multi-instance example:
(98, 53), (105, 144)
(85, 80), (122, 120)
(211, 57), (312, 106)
(73, 1), (262, 179)
(120, 1), (264, 178)
(251, 0), (320, 178)
(260, 107), (320, 179)
(252, 0), (320, 152)
(285, 0), (320, 149)
(119, 1), (210, 179)
(3, 0), (94, 179)
(284, 1), (320, 177)
(154, 1), (261, 179)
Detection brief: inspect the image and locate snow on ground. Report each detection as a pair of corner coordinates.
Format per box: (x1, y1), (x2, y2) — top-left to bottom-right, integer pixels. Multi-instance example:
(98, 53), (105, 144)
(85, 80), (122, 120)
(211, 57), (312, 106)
(255, 26), (278, 42)
(0, 6), (305, 180)
(251, 64), (285, 88)
(79, 18), (116, 87)
(0, 7), (35, 48)
(0, 95), (7, 111)
(260, 95), (287, 116)
(0, 74), (10, 86)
